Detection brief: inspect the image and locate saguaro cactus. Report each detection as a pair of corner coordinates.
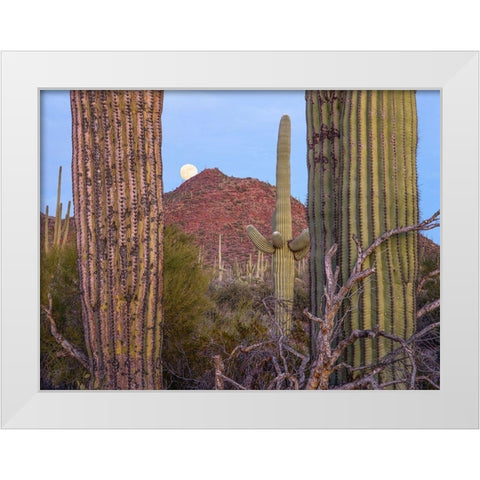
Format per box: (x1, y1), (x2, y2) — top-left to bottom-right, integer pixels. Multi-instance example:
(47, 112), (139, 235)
(306, 90), (419, 384)
(44, 166), (71, 253)
(71, 90), (164, 389)
(247, 115), (310, 333)
(305, 91), (343, 358)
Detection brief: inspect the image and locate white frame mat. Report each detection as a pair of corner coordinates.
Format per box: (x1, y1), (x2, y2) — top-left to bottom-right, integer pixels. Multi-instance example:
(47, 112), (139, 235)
(1, 51), (478, 428)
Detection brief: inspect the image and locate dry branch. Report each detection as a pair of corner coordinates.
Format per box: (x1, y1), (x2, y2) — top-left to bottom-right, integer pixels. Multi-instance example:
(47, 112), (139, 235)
(213, 355), (225, 390)
(41, 294), (89, 370)
(267, 373), (299, 390)
(360, 210), (440, 263)
(229, 342), (273, 358)
(218, 374), (247, 390)
(417, 268), (440, 293)
(417, 299), (440, 319)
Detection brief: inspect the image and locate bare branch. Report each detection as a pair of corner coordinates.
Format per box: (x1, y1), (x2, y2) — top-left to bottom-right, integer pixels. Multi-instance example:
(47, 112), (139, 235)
(162, 360), (204, 386)
(213, 355), (225, 390)
(271, 355), (282, 376)
(282, 343), (308, 362)
(410, 322), (440, 341)
(279, 344), (309, 388)
(417, 268), (440, 293)
(335, 266), (376, 305)
(41, 294), (89, 371)
(268, 373), (299, 390)
(336, 366), (385, 390)
(324, 243), (338, 297)
(415, 376), (440, 390)
(377, 379), (410, 389)
(229, 341), (273, 358)
(337, 321), (440, 389)
(218, 374), (247, 390)
(405, 345), (417, 389)
(361, 210), (440, 263)
(417, 299), (440, 319)
(303, 308), (324, 324)
(331, 326), (410, 365)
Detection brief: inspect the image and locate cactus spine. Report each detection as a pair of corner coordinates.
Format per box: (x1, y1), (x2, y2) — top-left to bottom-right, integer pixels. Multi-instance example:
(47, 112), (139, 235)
(306, 90), (419, 385)
(247, 115), (310, 333)
(71, 90), (164, 389)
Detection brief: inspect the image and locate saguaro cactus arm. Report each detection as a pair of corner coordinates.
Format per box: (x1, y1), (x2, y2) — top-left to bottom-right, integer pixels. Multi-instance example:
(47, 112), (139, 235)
(246, 225), (275, 254)
(293, 247), (310, 261)
(288, 228), (310, 260)
(288, 228), (310, 252)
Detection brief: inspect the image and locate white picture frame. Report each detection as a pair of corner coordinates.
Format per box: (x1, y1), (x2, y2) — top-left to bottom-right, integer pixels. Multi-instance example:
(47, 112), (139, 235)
(1, 51), (478, 428)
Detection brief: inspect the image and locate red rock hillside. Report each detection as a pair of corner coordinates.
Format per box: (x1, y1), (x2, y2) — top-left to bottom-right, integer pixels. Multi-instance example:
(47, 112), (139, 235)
(164, 168), (308, 267)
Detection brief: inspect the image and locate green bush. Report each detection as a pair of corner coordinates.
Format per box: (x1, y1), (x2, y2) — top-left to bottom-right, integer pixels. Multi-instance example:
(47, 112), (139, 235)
(207, 280), (271, 343)
(40, 242), (88, 389)
(161, 225), (214, 389)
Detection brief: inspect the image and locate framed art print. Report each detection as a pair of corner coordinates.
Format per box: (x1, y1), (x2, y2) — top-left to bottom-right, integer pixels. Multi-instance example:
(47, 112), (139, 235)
(1, 51), (478, 428)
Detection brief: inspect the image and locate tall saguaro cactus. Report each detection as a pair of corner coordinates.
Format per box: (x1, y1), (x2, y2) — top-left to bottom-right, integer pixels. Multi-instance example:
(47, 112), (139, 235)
(307, 90), (419, 384)
(71, 90), (164, 389)
(247, 115), (310, 333)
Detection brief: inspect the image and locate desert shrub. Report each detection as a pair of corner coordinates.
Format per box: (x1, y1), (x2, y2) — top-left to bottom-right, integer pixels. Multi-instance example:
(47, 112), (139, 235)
(162, 225), (214, 389)
(201, 276), (311, 389)
(163, 270), (276, 389)
(207, 279), (271, 343)
(40, 242), (88, 389)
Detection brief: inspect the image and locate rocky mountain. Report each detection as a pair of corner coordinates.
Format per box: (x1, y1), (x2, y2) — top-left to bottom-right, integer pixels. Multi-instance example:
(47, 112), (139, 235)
(164, 168), (308, 267)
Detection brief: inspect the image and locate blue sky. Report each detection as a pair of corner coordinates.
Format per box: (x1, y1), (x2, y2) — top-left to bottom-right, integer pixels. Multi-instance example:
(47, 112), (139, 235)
(40, 90), (440, 243)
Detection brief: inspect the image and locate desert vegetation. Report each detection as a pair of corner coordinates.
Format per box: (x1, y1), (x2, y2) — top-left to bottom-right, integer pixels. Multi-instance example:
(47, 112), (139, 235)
(40, 210), (439, 390)
(40, 89), (440, 390)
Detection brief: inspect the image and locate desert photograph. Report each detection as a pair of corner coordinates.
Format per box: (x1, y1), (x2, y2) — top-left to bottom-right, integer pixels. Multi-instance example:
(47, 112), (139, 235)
(40, 89), (440, 390)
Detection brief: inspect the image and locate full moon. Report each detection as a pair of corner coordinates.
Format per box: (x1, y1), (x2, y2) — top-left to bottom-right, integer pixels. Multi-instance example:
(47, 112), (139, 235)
(180, 164), (198, 180)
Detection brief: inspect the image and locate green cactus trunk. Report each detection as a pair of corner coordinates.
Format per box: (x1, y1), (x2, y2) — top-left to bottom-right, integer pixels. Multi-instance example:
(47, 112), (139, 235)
(247, 115), (310, 333)
(71, 90), (164, 390)
(305, 91), (343, 359)
(307, 90), (419, 386)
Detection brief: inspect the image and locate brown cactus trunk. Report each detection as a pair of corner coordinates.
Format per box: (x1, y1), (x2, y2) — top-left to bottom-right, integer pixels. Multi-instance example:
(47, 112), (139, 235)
(71, 90), (164, 389)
